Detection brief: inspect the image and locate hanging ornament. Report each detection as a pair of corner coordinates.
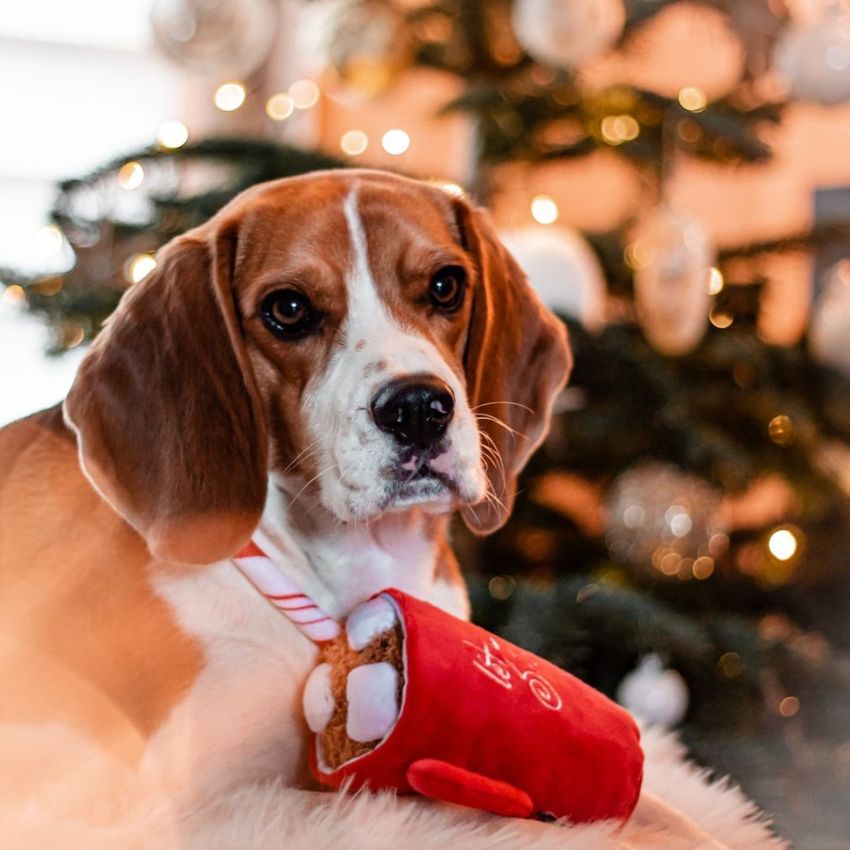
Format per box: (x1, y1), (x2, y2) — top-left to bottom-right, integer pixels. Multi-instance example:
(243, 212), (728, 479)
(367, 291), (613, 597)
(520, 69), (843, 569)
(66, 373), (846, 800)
(605, 462), (728, 580)
(512, 0), (626, 70)
(617, 655), (689, 726)
(500, 227), (606, 330)
(151, 0), (278, 78)
(774, 2), (850, 105)
(811, 259), (850, 377)
(323, 0), (413, 98)
(630, 203), (714, 356)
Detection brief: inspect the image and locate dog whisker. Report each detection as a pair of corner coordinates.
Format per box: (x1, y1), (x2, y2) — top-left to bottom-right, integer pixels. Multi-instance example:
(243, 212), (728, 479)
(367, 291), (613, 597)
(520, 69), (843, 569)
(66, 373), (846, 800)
(471, 400), (535, 415)
(475, 413), (526, 441)
(280, 437), (323, 477)
(478, 431), (507, 483)
(287, 464), (336, 511)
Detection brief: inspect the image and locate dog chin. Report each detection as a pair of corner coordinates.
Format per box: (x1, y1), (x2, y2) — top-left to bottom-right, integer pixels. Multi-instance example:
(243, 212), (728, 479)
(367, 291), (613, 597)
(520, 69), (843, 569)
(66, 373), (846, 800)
(383, 477), (457, 515)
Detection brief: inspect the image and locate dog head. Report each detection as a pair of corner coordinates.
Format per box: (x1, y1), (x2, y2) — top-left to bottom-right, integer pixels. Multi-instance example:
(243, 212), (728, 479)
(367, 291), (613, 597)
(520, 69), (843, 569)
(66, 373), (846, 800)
(64, 171), (570, 564)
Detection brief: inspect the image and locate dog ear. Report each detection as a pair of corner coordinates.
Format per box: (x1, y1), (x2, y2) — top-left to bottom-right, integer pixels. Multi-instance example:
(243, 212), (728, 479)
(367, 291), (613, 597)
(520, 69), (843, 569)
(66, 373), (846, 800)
(64, 225), (268, 564)
(454, 199), (572, 535)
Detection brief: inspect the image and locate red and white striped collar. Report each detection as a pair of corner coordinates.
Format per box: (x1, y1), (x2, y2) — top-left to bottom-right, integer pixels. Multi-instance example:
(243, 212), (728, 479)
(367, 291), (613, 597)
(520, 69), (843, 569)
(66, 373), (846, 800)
(233, 540), (341, 643)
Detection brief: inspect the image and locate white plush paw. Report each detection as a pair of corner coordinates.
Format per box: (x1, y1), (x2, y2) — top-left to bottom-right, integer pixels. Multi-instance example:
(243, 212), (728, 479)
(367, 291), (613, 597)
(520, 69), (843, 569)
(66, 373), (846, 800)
(345, 662), (400, 743)
(346, 595), (399, 651)
(303, 663), (335, 733)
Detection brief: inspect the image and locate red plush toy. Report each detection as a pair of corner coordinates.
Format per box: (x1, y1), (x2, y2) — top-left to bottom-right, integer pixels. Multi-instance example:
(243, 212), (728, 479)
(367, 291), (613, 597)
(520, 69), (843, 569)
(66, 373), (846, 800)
(302, 588), (644, 823)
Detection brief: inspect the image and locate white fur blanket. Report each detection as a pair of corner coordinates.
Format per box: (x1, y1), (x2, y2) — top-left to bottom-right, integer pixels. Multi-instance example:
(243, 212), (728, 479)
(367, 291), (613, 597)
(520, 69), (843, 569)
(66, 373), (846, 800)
(1, 726), (785, 850)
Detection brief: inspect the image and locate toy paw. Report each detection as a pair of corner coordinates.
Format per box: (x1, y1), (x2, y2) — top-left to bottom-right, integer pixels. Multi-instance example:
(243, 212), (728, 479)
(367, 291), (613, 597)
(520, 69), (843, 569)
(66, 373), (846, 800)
(303, 595), (404, 769)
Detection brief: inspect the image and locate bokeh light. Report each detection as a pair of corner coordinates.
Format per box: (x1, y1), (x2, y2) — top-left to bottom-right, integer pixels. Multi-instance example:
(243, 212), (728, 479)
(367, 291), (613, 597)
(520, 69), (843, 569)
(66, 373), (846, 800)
(381, 129), (410, 155)
(214, 82), (247, 112)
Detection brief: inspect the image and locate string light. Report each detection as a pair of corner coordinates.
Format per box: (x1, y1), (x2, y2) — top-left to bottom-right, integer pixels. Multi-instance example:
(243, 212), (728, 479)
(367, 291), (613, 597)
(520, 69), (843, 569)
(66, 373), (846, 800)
(677, 119), (702, 143)
(530, 194), (559, 225)
(778, 696), (800, 717)
(289, 80), (319, 110)
(118, 161), (144, 190)
(64, 324), (86, 349)
(126, 253), (157, 284)
(709, 305), (733, 329)
(624, 239), (649, 270)
(34, 276), (63, 296)
(340, 129), (368, 156)
(157, 120), (189, 149)
(707, 266), (724, 295)
(665, 505), (693, 538)
(600, 114), (640, 145)
(266, 93), (294, 121)
(718, 652), (743, 678)
(488, 575), (516, 600)
(214, 82), (247, 112)
(381, 129), (410, 155)
(678, 86), (707, 112)
(768, 527), (798, 561)
(692, 556), (715, 579)
(1, 284), (25, 305)
(768, 414), (794, 445)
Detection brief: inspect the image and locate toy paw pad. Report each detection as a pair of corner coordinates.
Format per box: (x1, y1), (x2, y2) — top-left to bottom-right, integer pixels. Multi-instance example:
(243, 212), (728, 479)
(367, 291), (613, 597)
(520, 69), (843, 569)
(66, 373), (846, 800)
(303, 663), (335, 733)
(346, 596), (398, 650)
(346, 662), (400, 742)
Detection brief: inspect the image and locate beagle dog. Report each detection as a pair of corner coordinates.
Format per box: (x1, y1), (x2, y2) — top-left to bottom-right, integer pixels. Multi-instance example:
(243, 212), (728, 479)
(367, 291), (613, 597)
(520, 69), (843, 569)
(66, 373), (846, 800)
(0, 170), (569, 810)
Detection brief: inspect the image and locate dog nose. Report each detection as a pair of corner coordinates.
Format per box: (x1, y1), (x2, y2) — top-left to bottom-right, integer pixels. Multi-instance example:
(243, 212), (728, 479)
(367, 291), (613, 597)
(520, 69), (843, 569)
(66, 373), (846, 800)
(370, 377), (455, 450)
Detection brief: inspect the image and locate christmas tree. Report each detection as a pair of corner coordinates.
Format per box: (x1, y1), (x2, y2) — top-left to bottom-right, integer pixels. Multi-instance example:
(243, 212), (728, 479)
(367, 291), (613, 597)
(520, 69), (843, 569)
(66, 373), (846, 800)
(4, 1), (850, 844)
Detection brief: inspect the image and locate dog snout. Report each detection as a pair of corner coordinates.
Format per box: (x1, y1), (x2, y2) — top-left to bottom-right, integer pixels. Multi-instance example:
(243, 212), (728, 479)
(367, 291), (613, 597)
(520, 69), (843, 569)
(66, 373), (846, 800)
(370, 377), (455, 450)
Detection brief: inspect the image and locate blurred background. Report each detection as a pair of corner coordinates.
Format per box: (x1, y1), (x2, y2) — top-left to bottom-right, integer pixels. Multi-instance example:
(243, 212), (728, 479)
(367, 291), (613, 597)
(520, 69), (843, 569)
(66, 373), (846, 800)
(3, 0), (850, 845)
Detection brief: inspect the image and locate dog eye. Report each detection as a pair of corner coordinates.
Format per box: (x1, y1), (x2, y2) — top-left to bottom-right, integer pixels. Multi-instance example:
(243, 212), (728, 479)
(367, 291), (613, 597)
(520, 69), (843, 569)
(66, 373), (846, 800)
(428, 266), (466, 312)
(260, 289), (319, 340)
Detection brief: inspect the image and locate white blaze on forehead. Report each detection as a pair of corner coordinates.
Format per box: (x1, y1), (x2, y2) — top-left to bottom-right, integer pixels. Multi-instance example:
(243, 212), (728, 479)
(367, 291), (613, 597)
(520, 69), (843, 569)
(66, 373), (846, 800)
(342, 187), (395, 343)
(338, 187), (463, 382)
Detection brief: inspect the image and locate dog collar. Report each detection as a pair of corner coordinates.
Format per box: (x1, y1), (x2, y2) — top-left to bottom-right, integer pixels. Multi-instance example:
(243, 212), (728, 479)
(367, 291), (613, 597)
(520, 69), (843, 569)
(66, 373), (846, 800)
(233, 540), (341, 643)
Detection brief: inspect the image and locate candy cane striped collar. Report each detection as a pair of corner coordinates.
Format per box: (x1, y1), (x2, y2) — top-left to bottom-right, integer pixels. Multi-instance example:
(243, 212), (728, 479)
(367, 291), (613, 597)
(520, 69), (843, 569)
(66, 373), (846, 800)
(233, 540), (342, 643)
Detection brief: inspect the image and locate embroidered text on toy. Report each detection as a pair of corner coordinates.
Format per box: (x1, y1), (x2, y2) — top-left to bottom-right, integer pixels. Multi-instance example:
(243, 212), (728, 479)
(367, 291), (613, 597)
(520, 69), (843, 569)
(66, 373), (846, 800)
(464, 636), (563, 711)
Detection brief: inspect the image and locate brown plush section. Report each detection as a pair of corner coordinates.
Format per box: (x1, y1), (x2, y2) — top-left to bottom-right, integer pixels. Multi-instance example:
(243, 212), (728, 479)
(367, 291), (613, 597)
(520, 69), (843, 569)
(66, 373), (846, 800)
(318, 622), (404, 770)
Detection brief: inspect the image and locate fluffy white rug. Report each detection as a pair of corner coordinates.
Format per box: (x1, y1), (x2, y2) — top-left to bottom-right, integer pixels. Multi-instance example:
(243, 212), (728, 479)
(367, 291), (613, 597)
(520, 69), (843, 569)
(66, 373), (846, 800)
(0, 725), (786, 850)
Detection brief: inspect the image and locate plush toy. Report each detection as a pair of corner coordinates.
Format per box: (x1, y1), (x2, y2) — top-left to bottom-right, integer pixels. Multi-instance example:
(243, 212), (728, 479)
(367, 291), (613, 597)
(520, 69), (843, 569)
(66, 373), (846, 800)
(302, 588), (644, 823)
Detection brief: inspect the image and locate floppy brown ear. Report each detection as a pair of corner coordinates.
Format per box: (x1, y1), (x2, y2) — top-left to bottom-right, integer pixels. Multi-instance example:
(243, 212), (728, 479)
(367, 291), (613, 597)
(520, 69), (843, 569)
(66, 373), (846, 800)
(456, 200), (572, 534)
(63, 226), (268, 564)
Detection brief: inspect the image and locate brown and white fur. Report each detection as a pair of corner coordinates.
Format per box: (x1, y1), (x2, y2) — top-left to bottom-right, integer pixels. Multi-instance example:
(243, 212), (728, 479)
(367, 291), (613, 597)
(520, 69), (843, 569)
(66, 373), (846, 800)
(0, 170), (569, 814)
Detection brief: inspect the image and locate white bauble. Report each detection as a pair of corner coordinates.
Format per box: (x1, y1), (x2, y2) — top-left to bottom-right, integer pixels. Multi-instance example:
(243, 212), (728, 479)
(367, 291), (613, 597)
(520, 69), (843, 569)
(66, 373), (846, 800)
(617, 655), (689, 726)
(632, 204), (713, 356)
(775, 4), (850, 105)
(811, 259), (850, 376)
(322, 0), (412, 97)
(151, 0), (278, 77)
(512, 0), (626, 69)
(500, 226), (606, 329)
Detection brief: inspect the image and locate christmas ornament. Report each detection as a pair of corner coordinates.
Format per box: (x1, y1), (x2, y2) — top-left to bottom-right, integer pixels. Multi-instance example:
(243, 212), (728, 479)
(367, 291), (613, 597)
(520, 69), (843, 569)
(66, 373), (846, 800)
(605, 462), (728, 579)
(617, 655), (688, 727)
(617, 2), (745, 98)
(512, 0), (626, 70)
(304, 589), (644, 822)
(500, 227), (606, 330)
(630, 203), (714, 356)
(810, 259), (850, 376)
(151, 0), (278, 77)
(324, 0), (412, 98)
(774, 1), (850, 105)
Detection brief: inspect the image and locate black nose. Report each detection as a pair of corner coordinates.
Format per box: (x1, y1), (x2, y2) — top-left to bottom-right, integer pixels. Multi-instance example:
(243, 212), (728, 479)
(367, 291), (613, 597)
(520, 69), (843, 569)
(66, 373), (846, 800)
(370, 377), (455, 450)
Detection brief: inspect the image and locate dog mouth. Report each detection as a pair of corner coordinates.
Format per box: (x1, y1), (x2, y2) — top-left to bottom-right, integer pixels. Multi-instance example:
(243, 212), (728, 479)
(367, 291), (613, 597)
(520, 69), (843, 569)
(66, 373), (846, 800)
(384, 449), (459, 508)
